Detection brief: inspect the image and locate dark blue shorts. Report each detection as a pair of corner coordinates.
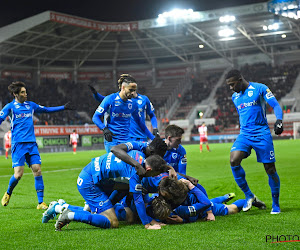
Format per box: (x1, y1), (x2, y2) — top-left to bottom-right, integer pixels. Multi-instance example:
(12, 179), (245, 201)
(77, 166), (113, 214)
(11, 142), (41, 168)
(231, 133), (275, 163)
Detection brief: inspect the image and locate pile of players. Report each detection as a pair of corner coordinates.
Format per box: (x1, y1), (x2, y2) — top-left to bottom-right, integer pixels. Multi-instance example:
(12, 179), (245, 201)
(0, 70), (283, 231)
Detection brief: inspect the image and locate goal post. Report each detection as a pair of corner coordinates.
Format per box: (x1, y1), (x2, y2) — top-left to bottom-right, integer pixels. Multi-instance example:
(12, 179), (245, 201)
(293, 122), (300, 140)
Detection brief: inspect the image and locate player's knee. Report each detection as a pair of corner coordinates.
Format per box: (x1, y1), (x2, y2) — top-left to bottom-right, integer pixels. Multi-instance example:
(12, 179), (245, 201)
(227, 205), (239, 215)
(109, 218), (119, 228)
(230, 158), (240, 167)
(14, 173), (23, 180)
(264, 163), (276, 175)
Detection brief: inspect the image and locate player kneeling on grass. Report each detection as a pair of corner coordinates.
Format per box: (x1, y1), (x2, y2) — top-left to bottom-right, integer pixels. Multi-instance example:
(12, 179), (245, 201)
(54, 154), (174, 231)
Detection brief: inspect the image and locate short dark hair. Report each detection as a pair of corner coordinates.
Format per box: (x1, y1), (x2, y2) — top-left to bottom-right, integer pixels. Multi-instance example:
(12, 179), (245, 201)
(165, 125), (184, 138)
(8, 81), (26, 96)
(117, 74), (137, 88)
(145, 155), (169, 173)
(158, 177), (189, 208)
(225, 69), (242, 80)
(149, 196), (171, 221)
(148, 137), (168, 157)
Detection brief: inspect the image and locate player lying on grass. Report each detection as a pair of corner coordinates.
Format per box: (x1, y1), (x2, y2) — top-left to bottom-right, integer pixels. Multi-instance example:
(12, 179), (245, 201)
(155, 177), (266, 223)
(54, 153), (176, 231)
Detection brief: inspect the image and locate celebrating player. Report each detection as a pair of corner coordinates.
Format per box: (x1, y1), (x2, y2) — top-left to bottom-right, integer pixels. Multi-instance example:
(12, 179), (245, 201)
(4, 129), (12, 159)
(69, 129), (79, 154)
(225, 69), (283, 214)
(55, 154), (172, 231)
(92, 74), (155, 152)
(0, 81), (75, 209)
(163, 125), (187, 175)
(198, 122), (210, 153)
(89, 75), (159, 142)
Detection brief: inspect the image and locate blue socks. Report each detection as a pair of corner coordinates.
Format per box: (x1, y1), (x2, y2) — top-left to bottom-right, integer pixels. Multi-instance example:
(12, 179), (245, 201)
(7, 175), (19, 195)
(68, 205), (85, 212)
(211, 195), (229, 204)
(73, 211), (111, 228)
(232, 199), (246, 211)
(268, 172), (280, 206)
(231, 165), (254, 199)
(34, 176), (44, 203)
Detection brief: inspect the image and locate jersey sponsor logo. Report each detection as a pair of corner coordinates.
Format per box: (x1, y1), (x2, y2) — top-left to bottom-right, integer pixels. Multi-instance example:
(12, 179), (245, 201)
(138, 100), (142, 105)
(15, 113), (32, 119)
(112, 112), (131, 118)
(265, 91), (274, 99)
(172, 153), (178, 159)
(248, 91), (253, 97)
(128, 103), (132, 110)
(188, 206), (197, 217)
(25, 105), (30, 109)
(237, 100), (258, 110)
(125, 142), (133, 150)
(181, 158), (187, 164)
(135, 184), (143, 192)
(96, 106), (104, 113)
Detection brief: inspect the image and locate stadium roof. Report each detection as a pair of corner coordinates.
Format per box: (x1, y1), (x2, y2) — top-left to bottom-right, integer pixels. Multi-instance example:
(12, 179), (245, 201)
(0, 2), (299, 71)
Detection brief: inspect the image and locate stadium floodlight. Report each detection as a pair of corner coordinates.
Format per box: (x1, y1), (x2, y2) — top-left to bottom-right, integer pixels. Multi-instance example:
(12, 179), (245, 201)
(263, 25), (268, 31)
(219, 15), (236, 23)
(156, 8), (199, 24)
(218, 28), (235, 37)
(198, 44), (204, 48)
(281, 34), (287, 38)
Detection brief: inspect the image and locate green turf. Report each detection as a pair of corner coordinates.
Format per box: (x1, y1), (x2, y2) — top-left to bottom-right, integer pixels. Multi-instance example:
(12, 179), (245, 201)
(0, 140), (300, 249)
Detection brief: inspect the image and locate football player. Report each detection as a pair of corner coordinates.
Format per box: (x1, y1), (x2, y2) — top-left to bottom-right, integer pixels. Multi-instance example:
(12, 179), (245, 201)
(225, 69), (283, 214)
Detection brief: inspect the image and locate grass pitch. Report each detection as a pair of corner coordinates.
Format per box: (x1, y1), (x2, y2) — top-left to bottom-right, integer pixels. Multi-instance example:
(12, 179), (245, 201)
(0, 139), (299, 249)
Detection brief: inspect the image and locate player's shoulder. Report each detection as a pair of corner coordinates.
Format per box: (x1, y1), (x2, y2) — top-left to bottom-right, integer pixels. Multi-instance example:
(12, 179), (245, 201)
(177, 144), (186, 154)
(250, 82), (268, 91)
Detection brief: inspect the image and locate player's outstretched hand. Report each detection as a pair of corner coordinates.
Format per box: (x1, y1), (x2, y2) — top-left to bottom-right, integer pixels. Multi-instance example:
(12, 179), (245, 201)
(64, 102), (76, 110)
(185, 175), (199, 186)
(274, 119), (283, 135)
(166, 215), (183, 224)
(103, 127), (115, 142)
(145, 223), (161, 230)
(152, 128), (160, 137)
(88, 84), (97, 94)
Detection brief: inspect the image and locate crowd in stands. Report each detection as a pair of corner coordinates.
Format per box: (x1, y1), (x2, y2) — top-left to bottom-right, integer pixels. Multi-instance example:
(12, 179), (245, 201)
(1, 62), (299, 132)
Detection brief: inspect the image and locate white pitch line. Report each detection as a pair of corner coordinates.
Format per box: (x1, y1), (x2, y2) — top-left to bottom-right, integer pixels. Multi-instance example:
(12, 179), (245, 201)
(0, 168), (82, 178)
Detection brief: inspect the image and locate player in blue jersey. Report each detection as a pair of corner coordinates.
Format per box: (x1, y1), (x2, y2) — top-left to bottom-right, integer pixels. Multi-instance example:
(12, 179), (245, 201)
(0, 81), (74, 209)
(155, 177), (247, 223)
(92, 74), (155, 153)
(55, 153), (171, 231)
(225, 70), (283, 214)
(163, 125), (187, 175)
(89, 76), (159, 142)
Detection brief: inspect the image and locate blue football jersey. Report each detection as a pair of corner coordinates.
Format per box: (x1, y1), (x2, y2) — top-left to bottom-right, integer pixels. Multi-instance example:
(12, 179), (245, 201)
(232, 82), (278, 136)
(93, 92), (154, 142)
(85, 150), (145, 186)
(163, 144), (187, 174)
(0, 100), (64, 145)
(129, 94), (157, 139)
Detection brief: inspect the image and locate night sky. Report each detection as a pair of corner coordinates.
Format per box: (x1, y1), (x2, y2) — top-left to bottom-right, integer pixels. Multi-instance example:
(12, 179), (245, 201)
(0, 0), (267, 28)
